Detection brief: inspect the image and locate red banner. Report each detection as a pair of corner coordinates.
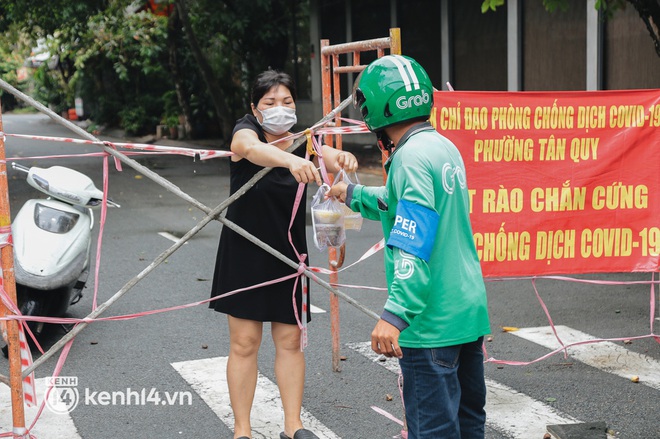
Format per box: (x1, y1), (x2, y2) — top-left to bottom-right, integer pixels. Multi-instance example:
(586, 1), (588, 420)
(433, 89), (660, 277)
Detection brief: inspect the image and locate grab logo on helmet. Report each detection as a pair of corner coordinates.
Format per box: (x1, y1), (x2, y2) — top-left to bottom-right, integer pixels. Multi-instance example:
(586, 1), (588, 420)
(396, 89), (430, 110)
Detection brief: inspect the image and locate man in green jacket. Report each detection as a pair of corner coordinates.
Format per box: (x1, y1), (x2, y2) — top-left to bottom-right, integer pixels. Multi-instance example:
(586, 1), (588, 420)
(328, 55), (491, 439)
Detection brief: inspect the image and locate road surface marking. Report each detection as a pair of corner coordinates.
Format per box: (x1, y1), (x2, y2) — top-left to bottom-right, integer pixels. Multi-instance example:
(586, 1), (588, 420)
(0, 377), (81, 439)
(511, 325), (660, 391)
(310, 304), (325, 313)
(346, 341), (587, 439)
(158, 232), (187, 243)
(171, 356), (340, 439)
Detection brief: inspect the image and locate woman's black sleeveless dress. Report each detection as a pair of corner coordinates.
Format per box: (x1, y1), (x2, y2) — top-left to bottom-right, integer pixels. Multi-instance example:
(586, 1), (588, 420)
(210, 114), (311, 324)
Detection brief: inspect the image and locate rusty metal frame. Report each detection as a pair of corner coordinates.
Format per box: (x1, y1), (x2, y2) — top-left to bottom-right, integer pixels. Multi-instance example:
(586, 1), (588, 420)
(320, 28), (401, 372)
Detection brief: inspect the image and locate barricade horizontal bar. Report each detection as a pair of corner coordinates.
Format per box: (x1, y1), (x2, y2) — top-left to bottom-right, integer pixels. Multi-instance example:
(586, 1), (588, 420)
(320, 37), (391, 56)
(333, 65), (367, 74)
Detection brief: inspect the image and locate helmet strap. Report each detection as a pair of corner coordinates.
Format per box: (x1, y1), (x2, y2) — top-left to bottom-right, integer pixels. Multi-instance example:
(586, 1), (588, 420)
(376, 130), (394, 154)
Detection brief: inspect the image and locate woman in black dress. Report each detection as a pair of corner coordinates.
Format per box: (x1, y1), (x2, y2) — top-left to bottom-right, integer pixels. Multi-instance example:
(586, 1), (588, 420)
(210, 70), (357, 439)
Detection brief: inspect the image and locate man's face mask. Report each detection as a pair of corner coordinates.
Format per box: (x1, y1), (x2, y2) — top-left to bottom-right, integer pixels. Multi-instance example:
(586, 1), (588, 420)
(257, 106), (297, 135)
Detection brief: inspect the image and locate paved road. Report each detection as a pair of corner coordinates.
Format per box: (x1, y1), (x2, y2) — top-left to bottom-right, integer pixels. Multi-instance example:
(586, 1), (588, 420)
(1, 113), (659, 439)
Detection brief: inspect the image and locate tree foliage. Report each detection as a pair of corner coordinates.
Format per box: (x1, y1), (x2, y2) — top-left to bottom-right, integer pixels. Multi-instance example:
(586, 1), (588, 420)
(173, 0), (307, 138)
(0, 0), (309, 141)
(0, 24), (33, 111)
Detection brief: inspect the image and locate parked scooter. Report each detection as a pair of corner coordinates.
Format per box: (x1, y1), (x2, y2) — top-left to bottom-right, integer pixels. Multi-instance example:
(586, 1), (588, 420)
(1, 163), (119, 356)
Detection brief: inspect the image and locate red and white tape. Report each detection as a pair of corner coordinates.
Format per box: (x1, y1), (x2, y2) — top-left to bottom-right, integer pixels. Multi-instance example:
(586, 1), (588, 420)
(0, 227), (37, 407)
(18, 328), (37, 406)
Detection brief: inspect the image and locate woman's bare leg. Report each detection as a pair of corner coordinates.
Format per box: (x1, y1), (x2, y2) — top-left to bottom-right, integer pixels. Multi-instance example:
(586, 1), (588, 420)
(227, 316), (263, 439)
(271, 322), (306, 438)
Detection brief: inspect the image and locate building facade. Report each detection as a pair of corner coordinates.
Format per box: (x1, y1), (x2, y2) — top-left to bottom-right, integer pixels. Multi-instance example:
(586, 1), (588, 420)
(297, 0), (660, 128)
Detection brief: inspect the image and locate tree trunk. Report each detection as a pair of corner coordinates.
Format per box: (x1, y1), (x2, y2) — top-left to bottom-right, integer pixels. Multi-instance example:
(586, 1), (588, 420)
(628, 0), (660, 57)
(167, 7), (193, 139)
(175, 0), (234, 142)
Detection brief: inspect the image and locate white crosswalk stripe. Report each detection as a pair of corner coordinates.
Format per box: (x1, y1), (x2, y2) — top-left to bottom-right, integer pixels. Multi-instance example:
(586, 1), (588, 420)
(510, 325), (660, 391)
(310, 304), (326, 314)
(171, 356), (340, 439)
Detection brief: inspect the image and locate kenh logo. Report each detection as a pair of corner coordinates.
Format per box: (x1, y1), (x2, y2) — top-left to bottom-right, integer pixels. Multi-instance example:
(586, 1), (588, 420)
(45, 376), (80, 414)
(396, 89), (430, 110)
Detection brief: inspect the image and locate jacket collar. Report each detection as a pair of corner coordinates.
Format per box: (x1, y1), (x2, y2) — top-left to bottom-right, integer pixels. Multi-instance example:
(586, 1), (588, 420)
(384, 121), (435, 171)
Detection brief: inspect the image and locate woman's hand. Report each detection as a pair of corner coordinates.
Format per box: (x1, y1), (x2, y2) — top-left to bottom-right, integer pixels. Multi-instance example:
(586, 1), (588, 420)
(335, 151), (358, 173)
(319, 145), (358, 173)
(288, 155), (322, 186)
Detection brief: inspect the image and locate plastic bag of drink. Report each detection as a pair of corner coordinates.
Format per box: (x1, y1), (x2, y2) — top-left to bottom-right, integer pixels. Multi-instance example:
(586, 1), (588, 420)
(311, 184), (345, 251)
(334, 169), (363, 231)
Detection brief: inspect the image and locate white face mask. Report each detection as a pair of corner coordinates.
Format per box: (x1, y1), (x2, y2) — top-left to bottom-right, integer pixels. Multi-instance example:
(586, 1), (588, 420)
(257, 106), (297, 135)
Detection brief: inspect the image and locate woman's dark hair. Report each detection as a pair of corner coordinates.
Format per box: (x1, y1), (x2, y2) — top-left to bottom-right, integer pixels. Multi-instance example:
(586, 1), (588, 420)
(251, 70), (297, 106)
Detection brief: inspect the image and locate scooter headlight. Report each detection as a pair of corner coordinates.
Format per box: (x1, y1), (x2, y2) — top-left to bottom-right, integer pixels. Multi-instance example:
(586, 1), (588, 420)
(34, 203), (80, 234)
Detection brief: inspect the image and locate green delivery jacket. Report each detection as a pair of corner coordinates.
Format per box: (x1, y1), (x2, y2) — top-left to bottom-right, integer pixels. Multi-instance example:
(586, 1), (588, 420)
(346, 122), (491, 348)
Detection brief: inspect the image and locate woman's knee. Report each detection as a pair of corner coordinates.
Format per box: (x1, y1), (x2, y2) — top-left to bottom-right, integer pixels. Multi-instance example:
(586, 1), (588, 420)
(271, 323), (301, 351)
(228, 318), (263, 357)
(230, 332), (262, 357)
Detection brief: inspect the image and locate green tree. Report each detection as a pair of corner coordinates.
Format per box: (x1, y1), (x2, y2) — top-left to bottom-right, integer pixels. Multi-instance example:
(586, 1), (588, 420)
(173, 0), (309, 140)
(0, 1), (109, 114)
(481, 0), (660, 57)
(0, 24), (33, 111)
(0, 0), (171, 133)
(0, 0), (311, 142)
(73, 5), (170, 133)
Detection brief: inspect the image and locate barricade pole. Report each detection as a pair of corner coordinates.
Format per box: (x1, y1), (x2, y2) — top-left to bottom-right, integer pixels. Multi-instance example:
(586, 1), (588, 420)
(0, 102), (28, 438)
(328, 246), (342, 371)
(320, 38), (343, 372)
(23, 95), (356, 376)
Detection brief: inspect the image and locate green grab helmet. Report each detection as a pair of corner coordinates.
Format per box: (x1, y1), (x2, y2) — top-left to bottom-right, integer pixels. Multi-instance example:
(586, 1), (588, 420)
(353, 55), (434, 132)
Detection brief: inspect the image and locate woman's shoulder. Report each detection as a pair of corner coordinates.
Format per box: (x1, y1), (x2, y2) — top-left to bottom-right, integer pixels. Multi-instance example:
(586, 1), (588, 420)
(233, 114), (261, 135)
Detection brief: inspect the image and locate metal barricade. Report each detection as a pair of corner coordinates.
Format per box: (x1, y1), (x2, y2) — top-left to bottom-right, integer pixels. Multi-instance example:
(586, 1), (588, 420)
(320, 28), (401, 372)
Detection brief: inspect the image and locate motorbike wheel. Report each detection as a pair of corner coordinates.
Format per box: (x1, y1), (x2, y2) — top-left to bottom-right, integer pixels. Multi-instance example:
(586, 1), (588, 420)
(20, 299), (45, 337)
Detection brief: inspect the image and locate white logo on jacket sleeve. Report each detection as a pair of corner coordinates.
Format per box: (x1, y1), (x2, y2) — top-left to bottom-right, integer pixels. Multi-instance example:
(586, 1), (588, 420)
(394, 248), (415, 280)
(442, 163), (467, 195)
